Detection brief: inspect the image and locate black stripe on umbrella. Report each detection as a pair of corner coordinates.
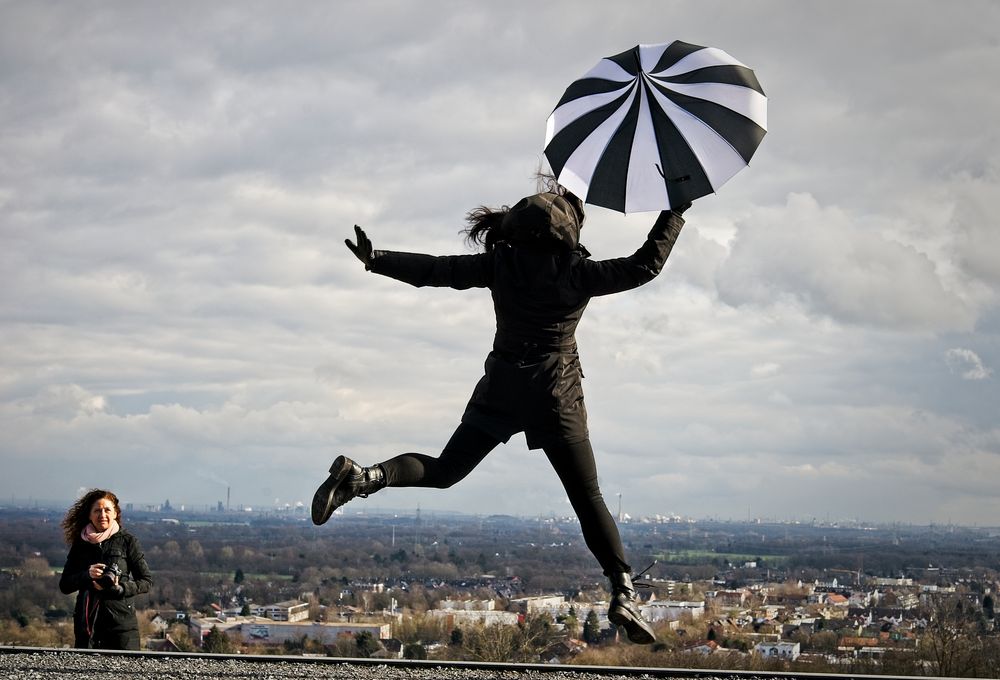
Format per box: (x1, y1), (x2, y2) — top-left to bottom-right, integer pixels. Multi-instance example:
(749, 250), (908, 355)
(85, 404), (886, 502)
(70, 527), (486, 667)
(605, 46), (641, 76)
(544, 40), (767, 213)
(553, 76), (632, 111)
(650, 40), (707, 74)
(642, 80), (714, 208)
(585, 84), (643, 213)
(647, 78), (766, 164)
(543, 83), (637, 183)
(659, 64), (764, 93)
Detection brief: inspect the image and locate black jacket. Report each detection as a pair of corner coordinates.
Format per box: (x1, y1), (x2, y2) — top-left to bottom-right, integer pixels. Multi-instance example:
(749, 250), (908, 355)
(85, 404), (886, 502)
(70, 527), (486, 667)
(59, 529), (153, 646)
(371, 210), (684, 356)
(369, 210), (685, 448)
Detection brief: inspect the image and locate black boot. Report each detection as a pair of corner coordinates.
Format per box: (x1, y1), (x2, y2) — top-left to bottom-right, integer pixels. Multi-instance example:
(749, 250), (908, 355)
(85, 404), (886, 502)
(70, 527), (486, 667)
(607, 572), (655, 644)
(311, 456), (387, 526)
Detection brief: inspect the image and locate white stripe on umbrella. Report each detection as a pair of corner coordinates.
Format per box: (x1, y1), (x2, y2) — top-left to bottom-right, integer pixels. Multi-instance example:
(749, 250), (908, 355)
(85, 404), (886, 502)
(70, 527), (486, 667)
(556, 84), (639, 203)
(580, 58), (635, 83)
(652, 45), (749, 76)
(545, 79), (635, 148)
(625, 85), (669, 213)
(656, 81), (767, 130)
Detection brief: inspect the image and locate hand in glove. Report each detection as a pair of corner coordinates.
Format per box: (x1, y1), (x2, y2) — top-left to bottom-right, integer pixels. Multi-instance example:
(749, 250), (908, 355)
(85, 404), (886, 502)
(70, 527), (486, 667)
(345, 225), (375, 270)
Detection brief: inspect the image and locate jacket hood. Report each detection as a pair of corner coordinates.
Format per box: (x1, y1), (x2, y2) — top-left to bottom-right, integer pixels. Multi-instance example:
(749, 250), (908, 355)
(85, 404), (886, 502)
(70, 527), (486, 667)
(501, 192), (583, 250)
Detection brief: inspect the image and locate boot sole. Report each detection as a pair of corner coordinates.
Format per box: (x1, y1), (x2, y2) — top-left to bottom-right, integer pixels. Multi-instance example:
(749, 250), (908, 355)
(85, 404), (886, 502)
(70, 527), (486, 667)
(608, 609), (656, 645)
(311, 455), (353, 526)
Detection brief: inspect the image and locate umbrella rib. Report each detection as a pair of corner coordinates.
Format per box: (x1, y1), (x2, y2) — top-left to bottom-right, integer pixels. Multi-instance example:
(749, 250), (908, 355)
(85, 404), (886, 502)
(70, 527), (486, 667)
(654, 64), (764, 95)
(644, 74), (765, 164)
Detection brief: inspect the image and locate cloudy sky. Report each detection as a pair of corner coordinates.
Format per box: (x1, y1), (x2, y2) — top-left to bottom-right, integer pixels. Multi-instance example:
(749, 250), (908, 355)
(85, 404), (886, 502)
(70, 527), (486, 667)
(2, 1), (998, 525)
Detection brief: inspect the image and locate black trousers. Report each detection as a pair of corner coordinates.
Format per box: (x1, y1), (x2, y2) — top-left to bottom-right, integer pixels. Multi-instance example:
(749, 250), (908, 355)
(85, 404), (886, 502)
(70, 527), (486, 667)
(76, 627), (140, 650)
(379, 423), (630, 575)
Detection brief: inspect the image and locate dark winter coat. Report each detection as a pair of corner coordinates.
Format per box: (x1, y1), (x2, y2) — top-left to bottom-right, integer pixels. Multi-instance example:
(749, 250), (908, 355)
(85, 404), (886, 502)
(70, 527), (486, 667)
(370, 209), (684, 449)
(59, 529), (153, 649)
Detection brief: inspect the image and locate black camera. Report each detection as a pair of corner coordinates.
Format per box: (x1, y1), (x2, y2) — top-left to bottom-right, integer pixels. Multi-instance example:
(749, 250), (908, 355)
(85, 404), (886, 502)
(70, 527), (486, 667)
(99, 563), (122, 590)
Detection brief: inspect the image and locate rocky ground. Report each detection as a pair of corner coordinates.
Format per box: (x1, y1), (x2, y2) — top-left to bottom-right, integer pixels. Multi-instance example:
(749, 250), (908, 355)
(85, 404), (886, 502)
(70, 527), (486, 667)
(0, 649), (733, 680)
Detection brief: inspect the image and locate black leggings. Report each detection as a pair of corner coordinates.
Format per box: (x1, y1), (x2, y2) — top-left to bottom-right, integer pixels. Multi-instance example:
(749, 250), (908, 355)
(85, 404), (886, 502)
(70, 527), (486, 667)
(378, 423), (630, 575)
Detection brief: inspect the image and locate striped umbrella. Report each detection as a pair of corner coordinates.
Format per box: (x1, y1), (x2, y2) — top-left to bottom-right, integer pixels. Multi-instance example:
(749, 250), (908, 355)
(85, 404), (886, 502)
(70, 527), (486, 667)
(544, 41), (767, 214)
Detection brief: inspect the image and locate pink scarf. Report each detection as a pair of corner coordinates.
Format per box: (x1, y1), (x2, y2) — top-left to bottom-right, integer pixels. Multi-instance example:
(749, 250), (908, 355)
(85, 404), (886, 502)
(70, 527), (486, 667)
(81, 519), (120, 544)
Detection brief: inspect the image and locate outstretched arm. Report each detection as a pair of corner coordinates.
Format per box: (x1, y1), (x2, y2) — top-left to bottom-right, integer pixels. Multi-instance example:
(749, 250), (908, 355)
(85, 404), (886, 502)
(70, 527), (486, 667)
(346, 225), (491, 290)
(575, 204), (689, 297)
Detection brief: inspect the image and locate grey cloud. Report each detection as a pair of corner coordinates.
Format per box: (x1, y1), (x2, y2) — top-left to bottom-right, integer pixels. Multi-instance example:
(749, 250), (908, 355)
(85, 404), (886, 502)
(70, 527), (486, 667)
(715, 193), (977, 332)
(945, 348), (992, 381)
(3, 1), (1000, 523)
(949, 171), (1000, 289)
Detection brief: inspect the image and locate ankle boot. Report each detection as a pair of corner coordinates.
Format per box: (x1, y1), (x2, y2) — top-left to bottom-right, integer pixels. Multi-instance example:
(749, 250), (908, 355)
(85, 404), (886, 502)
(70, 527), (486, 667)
(607, 572), (655, 644)
(311, 456), (387, 526)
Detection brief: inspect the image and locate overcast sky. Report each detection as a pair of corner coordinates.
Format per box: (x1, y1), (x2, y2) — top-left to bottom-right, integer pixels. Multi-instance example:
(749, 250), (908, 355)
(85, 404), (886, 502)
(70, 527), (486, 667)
(2, 1), (998, 525)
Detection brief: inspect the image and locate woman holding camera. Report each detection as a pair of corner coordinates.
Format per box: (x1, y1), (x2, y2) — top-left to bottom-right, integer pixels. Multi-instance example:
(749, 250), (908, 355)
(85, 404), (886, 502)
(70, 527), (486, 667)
(60, 489), (153, 650)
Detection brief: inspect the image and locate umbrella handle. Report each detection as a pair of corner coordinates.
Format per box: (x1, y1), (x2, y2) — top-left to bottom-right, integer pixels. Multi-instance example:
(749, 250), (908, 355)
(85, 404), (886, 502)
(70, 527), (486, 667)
(654, 163), (690, 183)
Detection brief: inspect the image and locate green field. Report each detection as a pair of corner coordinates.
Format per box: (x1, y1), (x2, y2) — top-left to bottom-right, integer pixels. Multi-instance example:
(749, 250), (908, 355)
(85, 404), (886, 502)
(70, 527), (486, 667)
(655, 549), (789, 565)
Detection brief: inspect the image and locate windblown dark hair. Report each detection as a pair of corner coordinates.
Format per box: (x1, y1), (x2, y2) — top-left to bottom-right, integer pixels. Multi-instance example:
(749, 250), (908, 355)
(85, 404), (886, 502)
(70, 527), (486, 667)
(463, 172), (585, 252)
(62, 488), (121, 545)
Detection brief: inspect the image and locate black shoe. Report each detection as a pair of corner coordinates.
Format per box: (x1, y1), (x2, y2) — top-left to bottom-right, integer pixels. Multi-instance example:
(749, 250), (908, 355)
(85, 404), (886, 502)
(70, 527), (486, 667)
(607, 572), (656, 644)
(311, 456), (386, 526)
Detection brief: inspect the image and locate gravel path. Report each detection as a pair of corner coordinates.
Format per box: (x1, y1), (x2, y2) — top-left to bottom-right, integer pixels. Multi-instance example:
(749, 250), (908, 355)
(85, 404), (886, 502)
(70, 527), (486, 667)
(0, 649), (689, 680)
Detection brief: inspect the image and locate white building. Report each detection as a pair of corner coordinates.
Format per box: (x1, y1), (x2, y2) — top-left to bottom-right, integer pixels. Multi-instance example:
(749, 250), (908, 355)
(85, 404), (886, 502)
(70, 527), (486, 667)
(252, 599), (310, 622)
(755, 641), (801, 661)
(509, 595), (566, 615)
(241, 619), (390, 644)
(437, 599), (495, 611)
(428, 608), (519, 627)
(187, 615), (390, 647)
(640, 600), (705, 622)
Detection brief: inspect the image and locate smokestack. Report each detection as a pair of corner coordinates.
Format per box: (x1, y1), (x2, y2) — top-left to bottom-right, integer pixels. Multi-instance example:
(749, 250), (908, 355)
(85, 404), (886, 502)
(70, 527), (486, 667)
(227, 486), (231, 512)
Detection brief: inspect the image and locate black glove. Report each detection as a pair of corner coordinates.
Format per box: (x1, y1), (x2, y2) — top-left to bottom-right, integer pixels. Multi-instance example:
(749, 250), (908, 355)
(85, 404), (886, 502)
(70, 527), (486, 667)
(345, 225), (374, 270)
(671, 201), (692, 216)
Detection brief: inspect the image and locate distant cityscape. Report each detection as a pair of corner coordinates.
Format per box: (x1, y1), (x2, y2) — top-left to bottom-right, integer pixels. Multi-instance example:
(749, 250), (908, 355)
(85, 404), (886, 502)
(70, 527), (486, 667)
(6, 493), (997, 531)
(3, 503), (1000, 674)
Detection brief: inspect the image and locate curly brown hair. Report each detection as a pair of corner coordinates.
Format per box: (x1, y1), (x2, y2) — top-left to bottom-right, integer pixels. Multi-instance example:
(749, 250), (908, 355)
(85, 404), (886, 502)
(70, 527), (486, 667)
(61, 489), (121, 545)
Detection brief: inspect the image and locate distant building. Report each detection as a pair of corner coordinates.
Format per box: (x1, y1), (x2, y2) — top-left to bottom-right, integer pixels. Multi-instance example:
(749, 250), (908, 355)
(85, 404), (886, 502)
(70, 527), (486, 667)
(149, 611), (187, 635)
(428, 608), (519, 628)
(641, 599), (705, 622)
(825, 593), (849, 607)
(241, 619), (390, 645)
(878, 590), (919, 609)
(187, 615), (390, 647)
(252, 600), (310, 622)
(681, 639), (719, 655)
(509, 595), (566, 615)
(765, 592), (810, 608)
(707, 589), (750, 608)
(431, 598), (516, 627)
(874, 577), (913, 587)
(754, 641), (801, 660)
(437, 599), (495, 611)
(187, 615), (244, 645)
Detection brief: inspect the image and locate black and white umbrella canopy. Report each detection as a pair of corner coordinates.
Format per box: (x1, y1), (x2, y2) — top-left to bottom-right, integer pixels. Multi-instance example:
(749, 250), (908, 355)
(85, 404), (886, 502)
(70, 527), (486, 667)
(544, 41), (767, 214)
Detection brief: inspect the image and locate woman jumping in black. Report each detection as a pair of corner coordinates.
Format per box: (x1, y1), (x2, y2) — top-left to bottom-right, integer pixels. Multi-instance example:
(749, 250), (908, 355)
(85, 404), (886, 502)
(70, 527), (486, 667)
(312, 180), (687, 644)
